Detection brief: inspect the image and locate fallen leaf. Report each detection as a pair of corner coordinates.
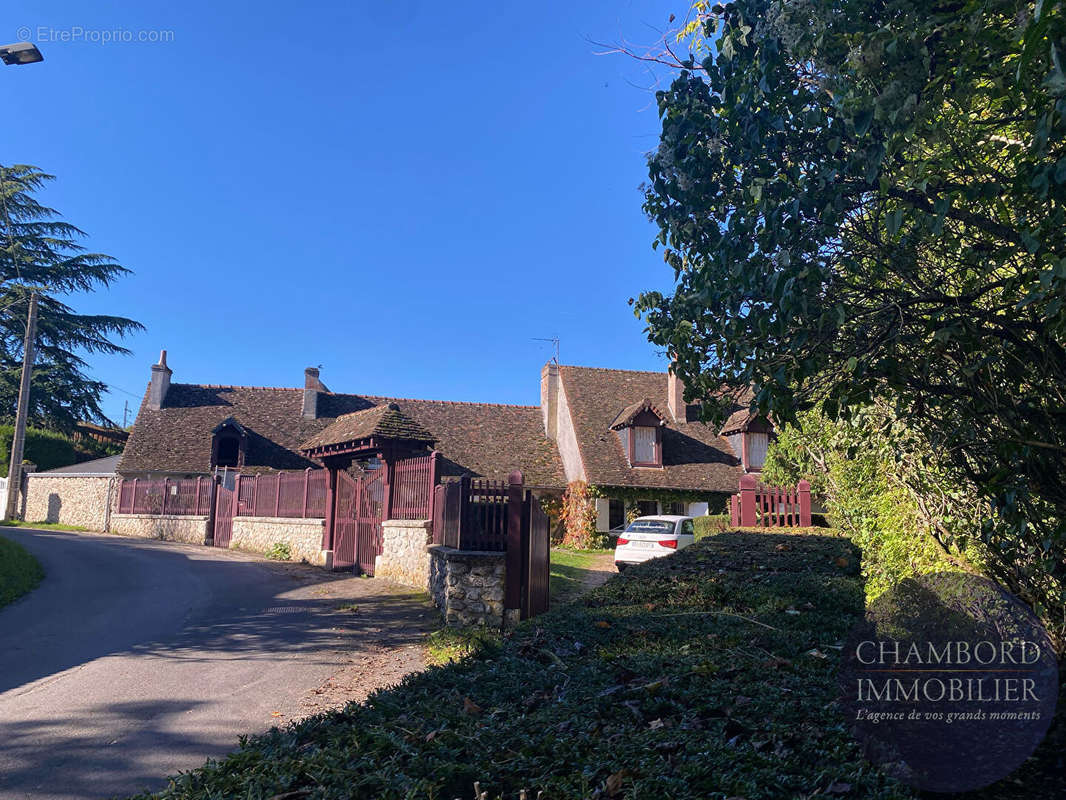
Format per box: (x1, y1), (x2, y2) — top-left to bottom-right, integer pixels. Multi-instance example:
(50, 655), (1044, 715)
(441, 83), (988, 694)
(644, 602), (657, 611)
(462, 696), (483, 716)
(827, 781), (853, 795)
(785, 608), (801, 615)
(775, 543), (791, 551)
(835, 556), (850, 568)
(648, 718), (665, 730)
(806, 648), (828, 659)
(595, 620), (612, 629)
(605, 769), (630, 796)
(270, 711), (284, 717)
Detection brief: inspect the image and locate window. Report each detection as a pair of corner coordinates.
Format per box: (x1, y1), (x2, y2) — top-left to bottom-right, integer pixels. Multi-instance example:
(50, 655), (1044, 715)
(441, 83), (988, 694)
(625, 519), (673, 533)
(680, 520), (695, 536)
(215, 435), (240, 467)
(633, 426), (656, 464)
(638, 500), (658, 517)
(608, 499), (625, 530)
(747, 432), (769, 470)
(666, 501), (686, 515)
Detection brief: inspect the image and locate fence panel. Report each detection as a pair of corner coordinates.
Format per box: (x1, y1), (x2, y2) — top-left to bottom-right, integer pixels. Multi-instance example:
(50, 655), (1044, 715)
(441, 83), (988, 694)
(730, 477), (812, 528)
(391, 452), (437, 520)
(116, 477), (213, 516)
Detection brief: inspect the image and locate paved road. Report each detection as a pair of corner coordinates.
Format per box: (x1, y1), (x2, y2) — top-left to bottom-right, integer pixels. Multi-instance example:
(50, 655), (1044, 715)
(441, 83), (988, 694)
(0, 529), (434, 800)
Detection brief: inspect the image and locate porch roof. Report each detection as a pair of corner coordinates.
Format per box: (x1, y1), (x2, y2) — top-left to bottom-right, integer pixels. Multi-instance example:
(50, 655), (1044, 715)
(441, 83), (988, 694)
(299, 403), (435, 456)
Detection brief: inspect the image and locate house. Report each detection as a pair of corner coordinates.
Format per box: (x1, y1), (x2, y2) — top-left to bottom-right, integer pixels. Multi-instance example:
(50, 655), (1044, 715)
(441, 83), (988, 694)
(117, 353), (772, 535)
(539, 363), (772, 530)
(117, 352), (565, 489)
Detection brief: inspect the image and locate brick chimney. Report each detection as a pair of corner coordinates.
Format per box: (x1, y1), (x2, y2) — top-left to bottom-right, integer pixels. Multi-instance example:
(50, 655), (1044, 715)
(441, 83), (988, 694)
(667, 365), (686, 423)
(540, 362), (559, 439)
(148, 350), (172, 410)
(302, 367), (321, 419)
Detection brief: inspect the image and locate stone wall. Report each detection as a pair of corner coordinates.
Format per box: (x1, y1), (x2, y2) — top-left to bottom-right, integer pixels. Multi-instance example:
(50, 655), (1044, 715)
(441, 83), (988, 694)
(428, 546), (506, 628)
(21, 474), (116, 530)
(374, 519), (432, 589)
(110, 513), (209, 544)
(230, 516), (326, 565)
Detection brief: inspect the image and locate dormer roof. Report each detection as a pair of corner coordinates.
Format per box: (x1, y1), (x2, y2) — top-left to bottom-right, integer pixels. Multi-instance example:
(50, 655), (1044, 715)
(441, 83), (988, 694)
(608, 398), (669, 430)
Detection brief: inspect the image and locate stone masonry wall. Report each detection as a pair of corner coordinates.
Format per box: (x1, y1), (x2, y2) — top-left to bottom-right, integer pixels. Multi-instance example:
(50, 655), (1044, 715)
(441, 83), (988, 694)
(375, 519), (432, 589)
(428, 546), (506, 628)
(22, 474), (115, 530)
(110, 513), (208, 544)
(230, 516), (326, 565)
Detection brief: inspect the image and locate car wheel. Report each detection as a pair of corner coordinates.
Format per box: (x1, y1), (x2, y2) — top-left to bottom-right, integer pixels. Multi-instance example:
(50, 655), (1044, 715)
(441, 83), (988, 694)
(615, 562), (628, 573)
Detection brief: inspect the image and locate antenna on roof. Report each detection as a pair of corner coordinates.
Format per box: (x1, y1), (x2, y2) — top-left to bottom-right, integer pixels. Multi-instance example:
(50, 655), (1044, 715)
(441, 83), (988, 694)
(533, 336), (560, 364)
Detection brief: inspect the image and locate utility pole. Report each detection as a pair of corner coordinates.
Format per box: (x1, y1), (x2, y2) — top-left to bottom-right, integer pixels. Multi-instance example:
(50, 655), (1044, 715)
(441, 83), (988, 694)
(5, 292), (38, 521)
(122, 400), (129, 428)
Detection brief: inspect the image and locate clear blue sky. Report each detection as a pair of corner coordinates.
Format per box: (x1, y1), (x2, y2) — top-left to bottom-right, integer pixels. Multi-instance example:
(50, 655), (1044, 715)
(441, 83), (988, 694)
(4, 0), (685, 425)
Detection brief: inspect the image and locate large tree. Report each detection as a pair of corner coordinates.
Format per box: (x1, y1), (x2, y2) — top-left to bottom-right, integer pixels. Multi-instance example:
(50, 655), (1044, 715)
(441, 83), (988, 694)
(636, 1), (1066, 629)
(0, 164), (142, 431)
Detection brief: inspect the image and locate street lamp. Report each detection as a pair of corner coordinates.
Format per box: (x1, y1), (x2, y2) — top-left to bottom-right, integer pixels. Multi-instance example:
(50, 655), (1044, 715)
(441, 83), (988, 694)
(0, 42), (44, 66)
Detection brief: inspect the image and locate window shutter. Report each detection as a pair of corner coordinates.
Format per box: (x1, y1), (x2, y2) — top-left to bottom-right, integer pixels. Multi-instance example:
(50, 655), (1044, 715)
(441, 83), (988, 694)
(634, 427), (656, 464)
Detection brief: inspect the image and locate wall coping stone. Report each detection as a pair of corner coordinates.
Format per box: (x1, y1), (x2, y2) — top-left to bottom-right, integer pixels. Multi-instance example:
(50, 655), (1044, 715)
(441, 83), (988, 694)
(427, 545), (506, 561)
(383, 518), (432, 529)
(235, 516), (324, 526)
(112, 513), (209, 521)
(27, 472), (115, 479)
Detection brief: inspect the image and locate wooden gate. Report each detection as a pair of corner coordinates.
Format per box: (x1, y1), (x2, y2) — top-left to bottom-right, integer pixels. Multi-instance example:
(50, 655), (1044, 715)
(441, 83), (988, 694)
(520, 492), (550, 619)
(334, 469), (385, 574)
(212, 480), (235, 548)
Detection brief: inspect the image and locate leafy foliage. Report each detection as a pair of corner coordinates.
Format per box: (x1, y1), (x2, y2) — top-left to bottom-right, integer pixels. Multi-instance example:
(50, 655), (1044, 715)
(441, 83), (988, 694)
(762, 406), (987, 601)
(0, 425), (81, 477)
(638, 1), (1066, 637)
(0, 165), (142, 430)
(559, 481), (600, 549)
(265, 541), (292, 561)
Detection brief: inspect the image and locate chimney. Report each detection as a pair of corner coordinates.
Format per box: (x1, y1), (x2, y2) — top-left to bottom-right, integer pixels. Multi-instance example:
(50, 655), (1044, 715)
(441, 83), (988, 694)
(148, 350), (172, 410)
(667, 365), (685, 423)
(540, 362), (559, 439)
(302, 367), (320, 419)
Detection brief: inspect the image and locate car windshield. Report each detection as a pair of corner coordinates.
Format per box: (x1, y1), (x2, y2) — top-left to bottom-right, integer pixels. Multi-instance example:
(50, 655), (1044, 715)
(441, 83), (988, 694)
(624, 519), (675, 534)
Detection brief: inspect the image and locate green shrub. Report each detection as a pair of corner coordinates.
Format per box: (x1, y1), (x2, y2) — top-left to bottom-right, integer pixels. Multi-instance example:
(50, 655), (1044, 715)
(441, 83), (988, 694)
(0, 425), (82, 476)
(0, 534), (44, 608)
(693, 513), (730, 540)
(265, 541), (292, 561)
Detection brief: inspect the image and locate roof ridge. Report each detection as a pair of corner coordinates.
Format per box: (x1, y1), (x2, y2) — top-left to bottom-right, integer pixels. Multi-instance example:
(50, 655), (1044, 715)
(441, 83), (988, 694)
(365, 395), (541, 410)
(558, 364), (667, 376)
(173, 382), (303, 391)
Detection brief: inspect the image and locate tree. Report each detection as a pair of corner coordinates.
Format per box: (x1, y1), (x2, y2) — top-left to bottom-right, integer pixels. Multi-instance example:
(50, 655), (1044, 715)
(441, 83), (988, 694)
(0, 164), (142, 431)
(636, 1), (1066, 633)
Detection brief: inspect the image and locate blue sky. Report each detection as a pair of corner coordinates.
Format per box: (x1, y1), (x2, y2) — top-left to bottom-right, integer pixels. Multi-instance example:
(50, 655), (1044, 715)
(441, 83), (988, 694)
(4, 0), (686, 424)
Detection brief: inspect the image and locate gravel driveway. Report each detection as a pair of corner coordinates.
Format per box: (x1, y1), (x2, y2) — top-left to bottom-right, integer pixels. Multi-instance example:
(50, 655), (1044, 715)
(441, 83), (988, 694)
(0, 528), (437, 800)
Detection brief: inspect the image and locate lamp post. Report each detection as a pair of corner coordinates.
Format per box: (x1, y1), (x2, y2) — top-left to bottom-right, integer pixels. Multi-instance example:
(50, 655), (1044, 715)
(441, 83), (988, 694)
(0, 42), (44, 66)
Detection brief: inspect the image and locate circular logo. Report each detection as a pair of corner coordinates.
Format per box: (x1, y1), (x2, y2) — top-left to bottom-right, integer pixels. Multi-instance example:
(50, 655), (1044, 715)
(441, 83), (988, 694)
(839, 572), (1058, 793)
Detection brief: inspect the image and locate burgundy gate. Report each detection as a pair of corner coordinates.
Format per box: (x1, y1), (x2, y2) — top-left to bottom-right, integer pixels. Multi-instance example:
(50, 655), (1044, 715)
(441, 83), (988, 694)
(213, 480), (235, 548)
(334, 469), (385, 574)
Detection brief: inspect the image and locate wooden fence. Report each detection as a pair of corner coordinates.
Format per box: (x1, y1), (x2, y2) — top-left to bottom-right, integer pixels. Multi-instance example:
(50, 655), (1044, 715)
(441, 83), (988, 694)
(391, 452), (437, 520)
(432, 475), (510, 551)
(234, 469), (328, 518)
(117, 476), (214, 516)
(729, 474), (812, 528)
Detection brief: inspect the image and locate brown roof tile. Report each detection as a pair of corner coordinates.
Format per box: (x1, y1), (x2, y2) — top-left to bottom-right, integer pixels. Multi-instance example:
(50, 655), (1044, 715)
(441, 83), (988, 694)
(119, 383), (565, 488)
(608, 397), (668, 430)
(300, 404), (435, 451)
(558, 365), (744, 493)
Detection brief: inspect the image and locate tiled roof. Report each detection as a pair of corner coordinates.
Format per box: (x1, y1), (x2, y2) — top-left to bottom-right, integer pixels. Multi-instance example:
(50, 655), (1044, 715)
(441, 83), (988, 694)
(558, 365), (744, 493)
(608, 398), (668, 430)
(301, 404), (435, 450)
(119, 383), (566, 488)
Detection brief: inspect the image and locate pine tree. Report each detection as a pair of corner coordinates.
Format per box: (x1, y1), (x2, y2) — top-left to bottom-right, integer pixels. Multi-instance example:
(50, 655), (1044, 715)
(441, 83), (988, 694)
(0, 164), (142, 431)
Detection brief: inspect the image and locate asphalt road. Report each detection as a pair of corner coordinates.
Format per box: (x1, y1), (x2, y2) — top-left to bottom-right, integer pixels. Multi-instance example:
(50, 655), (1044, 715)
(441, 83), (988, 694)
(0, 529), (433, 800)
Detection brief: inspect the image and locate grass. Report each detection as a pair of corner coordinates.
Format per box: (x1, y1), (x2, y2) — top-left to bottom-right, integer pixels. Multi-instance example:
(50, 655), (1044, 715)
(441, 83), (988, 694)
(0, 520), (89, 532)
(424, 626), (501, 667)
(549, 547), (613, 606)
(0, 533), (44, 608)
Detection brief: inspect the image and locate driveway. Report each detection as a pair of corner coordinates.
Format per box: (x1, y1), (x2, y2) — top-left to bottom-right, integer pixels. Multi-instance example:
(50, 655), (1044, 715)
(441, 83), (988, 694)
(0, 529), (437, 800)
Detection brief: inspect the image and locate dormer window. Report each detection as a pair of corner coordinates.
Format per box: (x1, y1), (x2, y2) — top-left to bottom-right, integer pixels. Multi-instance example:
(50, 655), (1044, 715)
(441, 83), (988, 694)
(211, 418), (248, 469)
(610, 398), (667, 468)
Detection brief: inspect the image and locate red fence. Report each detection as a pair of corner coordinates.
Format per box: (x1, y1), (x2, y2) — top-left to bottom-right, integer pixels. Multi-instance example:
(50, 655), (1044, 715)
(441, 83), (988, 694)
(391, 452), (437, 520)
(432, 475), (510, 551)
(234, 469), (327, 518)
(117, 477), (213, 516)
(729, 474), (811, 528)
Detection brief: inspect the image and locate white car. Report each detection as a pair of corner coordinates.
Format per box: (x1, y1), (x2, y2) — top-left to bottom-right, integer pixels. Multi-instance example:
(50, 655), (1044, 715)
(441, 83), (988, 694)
(613, 515), (696, 571)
